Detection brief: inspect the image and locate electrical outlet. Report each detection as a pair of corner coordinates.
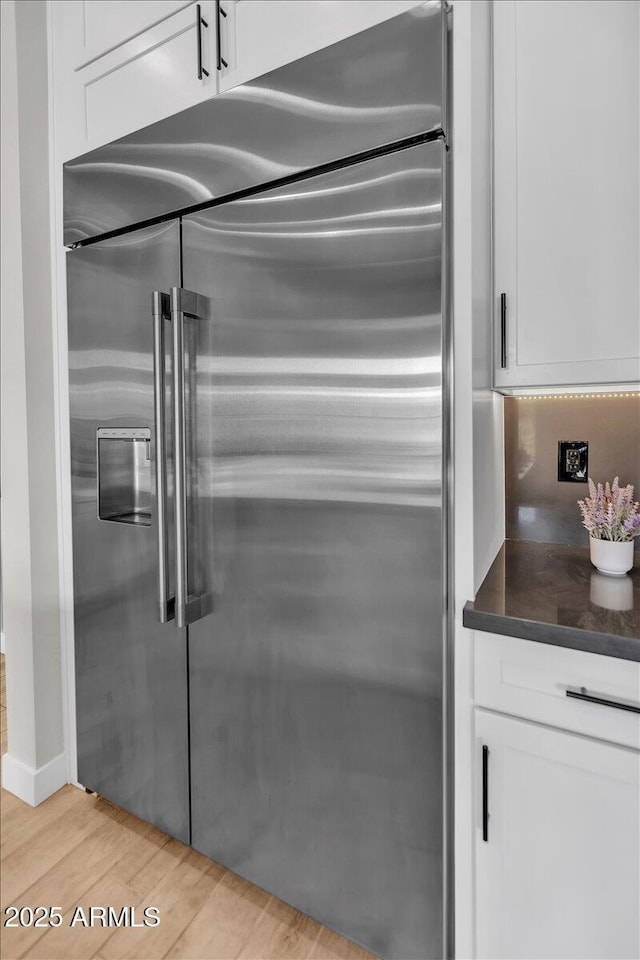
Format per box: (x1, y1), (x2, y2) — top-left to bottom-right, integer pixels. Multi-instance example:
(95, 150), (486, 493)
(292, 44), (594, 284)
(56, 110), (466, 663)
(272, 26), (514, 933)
(558, 440), (588, 482)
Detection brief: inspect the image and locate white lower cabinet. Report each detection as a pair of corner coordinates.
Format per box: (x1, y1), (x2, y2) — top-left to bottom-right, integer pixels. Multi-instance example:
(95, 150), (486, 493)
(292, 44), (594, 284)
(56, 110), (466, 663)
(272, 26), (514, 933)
(475, 708), (640, 960)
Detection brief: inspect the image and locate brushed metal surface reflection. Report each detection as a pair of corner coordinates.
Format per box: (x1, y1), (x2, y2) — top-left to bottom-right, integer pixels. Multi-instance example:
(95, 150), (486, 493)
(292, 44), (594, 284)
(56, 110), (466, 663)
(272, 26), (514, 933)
(184, 142), (444, 959)
(63, 2), (443, 244)
(68, 221), (190, 841)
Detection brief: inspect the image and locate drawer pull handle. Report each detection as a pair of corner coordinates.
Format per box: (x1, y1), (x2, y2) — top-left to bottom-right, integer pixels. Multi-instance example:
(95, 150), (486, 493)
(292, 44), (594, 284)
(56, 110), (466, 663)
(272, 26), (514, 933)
(565, 686), (640, 715)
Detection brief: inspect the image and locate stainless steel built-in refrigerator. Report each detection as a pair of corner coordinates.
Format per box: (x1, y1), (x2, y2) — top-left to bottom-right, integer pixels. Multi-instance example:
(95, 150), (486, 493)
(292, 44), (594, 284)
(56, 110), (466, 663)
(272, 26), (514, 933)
(64, 5), (450, 957)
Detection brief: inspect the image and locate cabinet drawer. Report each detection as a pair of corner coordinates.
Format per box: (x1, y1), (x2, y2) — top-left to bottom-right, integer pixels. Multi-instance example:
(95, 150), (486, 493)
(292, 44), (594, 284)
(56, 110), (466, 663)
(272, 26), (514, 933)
(474, 632), (640, 749)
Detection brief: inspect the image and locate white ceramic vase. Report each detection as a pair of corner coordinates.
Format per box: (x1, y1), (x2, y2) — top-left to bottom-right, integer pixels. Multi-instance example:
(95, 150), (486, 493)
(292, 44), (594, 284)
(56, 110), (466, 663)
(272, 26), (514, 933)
(589, 537), (634, 577)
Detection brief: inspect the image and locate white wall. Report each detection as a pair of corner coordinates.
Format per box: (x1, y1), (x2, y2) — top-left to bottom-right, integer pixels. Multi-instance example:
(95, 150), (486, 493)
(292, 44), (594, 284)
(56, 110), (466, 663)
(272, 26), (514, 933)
(1, 0), (66, 804)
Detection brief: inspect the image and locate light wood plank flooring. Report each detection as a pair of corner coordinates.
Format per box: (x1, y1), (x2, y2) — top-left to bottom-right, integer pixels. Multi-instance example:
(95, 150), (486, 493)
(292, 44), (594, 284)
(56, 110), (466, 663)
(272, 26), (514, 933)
(0, 655), (375, 960)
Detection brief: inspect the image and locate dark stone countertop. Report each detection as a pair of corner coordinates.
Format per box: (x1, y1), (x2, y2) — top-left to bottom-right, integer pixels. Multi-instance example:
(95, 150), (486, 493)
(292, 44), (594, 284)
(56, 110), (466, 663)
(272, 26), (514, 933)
(463, 540), (640, 662)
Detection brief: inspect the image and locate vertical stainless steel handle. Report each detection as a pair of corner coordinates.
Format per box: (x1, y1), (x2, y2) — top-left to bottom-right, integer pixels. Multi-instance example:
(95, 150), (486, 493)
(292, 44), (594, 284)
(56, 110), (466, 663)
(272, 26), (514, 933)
(170, 287), (209, 629)
(152, 291), (174, 623)
(196, 4), (209, 79)
(172, 289), (188, 628)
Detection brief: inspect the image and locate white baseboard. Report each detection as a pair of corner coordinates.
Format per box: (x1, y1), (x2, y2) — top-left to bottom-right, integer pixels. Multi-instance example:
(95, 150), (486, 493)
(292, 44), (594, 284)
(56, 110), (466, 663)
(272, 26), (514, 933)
(2, 750), (67, 806)
(0, 631), (5, 655)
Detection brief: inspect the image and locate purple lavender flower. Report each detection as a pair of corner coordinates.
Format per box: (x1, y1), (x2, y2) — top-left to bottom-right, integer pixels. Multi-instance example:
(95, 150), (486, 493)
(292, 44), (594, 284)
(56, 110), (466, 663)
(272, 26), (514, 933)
(623, 515), (640, 535)
(577, 477), (640, 542)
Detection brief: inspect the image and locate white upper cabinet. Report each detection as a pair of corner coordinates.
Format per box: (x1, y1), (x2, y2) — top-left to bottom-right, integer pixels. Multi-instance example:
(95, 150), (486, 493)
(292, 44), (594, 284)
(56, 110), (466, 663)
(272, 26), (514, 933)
(493, 0), (640, 390)
(50, 0), (426, 162)
(66, 1), (192, 68)
(475, 709), (640, 960)
(217, 0), (423, 93)
(51, 1), (219, 161)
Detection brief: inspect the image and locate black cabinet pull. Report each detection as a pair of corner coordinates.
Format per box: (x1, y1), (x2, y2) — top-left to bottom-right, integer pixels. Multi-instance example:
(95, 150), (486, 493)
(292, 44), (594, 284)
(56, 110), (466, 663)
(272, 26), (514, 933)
(482, 744), (489, 842)
(216, 1), (228, 71)
(500, 292), (507, 368)
(565, 686), (640, 715)
(196, 4), (209, 79)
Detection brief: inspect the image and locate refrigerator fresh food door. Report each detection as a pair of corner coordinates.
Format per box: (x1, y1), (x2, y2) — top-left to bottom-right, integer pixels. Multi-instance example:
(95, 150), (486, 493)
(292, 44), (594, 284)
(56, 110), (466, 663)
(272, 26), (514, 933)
(182, 140), (445, 959)
(67, 220), (190, 843)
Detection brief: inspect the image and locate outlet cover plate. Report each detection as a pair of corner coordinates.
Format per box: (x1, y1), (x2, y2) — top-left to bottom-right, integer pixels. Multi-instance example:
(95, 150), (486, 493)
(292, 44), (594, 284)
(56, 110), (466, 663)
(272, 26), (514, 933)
(558, 440), (588, 482)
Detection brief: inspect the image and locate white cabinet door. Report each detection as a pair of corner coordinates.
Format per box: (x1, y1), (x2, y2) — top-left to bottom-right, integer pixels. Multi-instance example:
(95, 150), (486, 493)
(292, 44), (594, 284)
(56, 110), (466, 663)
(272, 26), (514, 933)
(79, 2), (217, 146)
(66, 0), (193, 68)
(493, 0), (640, 389)
(51, 1), (218, 160)
(475, 709), (640, 960)
(218, 0), (423, 93)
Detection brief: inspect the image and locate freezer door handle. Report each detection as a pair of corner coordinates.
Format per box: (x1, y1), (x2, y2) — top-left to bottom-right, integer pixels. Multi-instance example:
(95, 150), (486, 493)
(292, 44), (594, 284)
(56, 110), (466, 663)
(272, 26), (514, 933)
(170, 287), (210, 628)
(152, 291), (175, 623)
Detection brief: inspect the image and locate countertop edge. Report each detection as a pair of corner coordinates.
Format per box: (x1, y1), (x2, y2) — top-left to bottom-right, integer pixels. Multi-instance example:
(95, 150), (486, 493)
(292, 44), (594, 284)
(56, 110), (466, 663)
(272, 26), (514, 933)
(462, 601), (640, 663)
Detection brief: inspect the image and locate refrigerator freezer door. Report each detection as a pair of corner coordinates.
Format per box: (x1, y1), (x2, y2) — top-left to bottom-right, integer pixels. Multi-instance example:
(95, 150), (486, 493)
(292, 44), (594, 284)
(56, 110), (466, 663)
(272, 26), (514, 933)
(183, 141), (445, 959)
(67, 220), (190, 843)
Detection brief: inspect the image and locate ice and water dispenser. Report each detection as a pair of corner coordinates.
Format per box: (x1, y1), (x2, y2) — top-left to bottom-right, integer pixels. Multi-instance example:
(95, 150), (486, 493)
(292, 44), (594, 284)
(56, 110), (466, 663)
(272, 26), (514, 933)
(97, 428), (152, 526)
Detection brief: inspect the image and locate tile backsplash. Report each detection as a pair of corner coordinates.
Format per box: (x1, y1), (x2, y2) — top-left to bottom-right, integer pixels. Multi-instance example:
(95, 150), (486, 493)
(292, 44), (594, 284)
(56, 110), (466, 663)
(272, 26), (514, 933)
(505, 394), (640, 551)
